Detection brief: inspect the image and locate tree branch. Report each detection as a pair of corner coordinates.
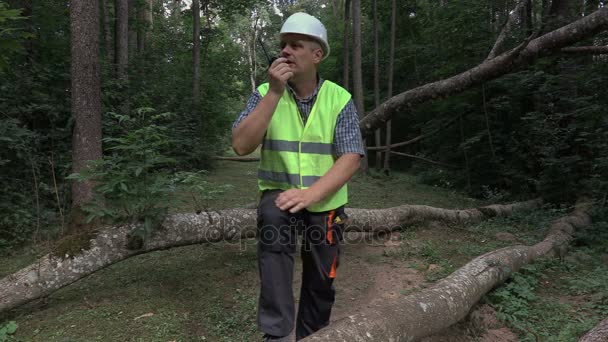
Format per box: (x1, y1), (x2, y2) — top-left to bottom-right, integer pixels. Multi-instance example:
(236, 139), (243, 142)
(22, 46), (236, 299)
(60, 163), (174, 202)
(367, 116), (459, 151)
(487, 0), (531, 60)
(304, 200), (592, 341)
(359, 8), (608, 135)
(0, 200), (541, 313)
(389, 151), (459, 169)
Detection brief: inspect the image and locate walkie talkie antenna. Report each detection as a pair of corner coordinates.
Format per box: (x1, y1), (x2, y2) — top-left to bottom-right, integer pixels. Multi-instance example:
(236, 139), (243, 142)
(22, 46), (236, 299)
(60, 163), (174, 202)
(257, 36), (277, 66)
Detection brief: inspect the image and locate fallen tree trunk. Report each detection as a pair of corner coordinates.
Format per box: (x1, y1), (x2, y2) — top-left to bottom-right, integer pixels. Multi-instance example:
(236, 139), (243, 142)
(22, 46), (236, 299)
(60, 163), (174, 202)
(359, 8), (608, 134)
(579, 317), (608, 342)
(303, 200), (592, 341)
(0, 199), (541, 313)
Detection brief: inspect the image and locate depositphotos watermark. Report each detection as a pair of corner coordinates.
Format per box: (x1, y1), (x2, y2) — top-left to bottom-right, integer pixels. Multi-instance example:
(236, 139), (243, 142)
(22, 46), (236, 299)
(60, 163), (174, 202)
(201, 216), (397, 252)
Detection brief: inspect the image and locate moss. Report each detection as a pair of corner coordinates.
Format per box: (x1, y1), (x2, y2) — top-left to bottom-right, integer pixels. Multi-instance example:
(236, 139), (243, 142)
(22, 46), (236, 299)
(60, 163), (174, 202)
(52, 230), (96, 259)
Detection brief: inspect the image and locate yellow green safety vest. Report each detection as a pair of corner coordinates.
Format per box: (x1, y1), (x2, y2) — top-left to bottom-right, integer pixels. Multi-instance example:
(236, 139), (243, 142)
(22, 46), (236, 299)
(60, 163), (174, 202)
(257, 80), (352, 212)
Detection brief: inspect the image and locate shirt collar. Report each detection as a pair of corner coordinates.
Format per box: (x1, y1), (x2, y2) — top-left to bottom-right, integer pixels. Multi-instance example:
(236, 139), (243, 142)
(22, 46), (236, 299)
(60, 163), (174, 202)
(287, 74), (324, 102)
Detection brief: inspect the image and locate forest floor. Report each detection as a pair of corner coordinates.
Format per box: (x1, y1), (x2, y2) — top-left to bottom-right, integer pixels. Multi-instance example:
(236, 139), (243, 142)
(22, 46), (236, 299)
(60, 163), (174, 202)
(1, 159), (607, 341)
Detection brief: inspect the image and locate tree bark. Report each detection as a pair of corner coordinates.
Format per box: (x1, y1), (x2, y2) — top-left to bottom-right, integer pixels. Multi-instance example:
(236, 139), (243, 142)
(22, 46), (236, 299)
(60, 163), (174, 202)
(383, 0), (396, 173)
(128, 0), (136, 59)
(579, 318), (608, 342)
(373, 0), (381, 170)
(0, 199), (541, 313)
(303, 200), (592, 341)
(70, 0), (102, 218)
(486, 0), (530, 60)
(114, 0), (128, 79)
(101, 0), (114, 63)
(359, 8), (608, 135)
(342, 0), (350, 90)
(137, 0), (152, 53)
(351, 0), (368, 171)
(192, 0), (201, 110)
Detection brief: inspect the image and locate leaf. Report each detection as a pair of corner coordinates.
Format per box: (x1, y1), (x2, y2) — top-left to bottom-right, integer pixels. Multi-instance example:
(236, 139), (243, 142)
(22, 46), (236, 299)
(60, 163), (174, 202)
(120, 183), (128, 191)
(0, 321), (17, 335)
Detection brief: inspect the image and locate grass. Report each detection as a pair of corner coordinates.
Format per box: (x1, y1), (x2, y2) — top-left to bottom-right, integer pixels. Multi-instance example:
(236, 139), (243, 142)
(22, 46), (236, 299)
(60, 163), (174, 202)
(1, 157), (606, 341)
(482, 214), (608, 341)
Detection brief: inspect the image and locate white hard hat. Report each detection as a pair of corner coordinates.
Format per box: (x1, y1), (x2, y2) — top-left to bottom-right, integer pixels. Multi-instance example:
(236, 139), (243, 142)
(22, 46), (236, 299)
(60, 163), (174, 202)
(280, 12), (330, 60)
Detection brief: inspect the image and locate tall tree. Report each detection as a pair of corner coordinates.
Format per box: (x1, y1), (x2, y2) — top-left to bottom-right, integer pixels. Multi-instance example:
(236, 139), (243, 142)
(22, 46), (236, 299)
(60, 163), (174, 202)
(70, 0), (102, 222)
(383, 0), (396, 173)
(192, 0), (201, 110)
(128, 0), (136, 59)
(137, 0), (153, 53)
(101, 0), (113, 63)
(115, 0), (128, 79)
(373, 0), (381, 170)
(351, 0), (367, 171)
(342, 0), (351, 90)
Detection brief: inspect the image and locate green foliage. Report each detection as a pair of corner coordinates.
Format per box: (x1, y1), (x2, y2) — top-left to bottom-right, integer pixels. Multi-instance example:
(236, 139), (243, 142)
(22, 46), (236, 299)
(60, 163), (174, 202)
(69, 108), (233, 248)
(0, 321), (17, 342)
(486, 210), (608, 341)
(0, 3), (31, 72)
(176, 171), (234, 213)
(69, 109), (180, 228)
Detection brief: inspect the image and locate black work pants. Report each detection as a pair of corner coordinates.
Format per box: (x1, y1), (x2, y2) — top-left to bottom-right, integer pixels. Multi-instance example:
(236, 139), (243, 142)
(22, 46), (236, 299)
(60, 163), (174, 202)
(256, 190), (346, 340)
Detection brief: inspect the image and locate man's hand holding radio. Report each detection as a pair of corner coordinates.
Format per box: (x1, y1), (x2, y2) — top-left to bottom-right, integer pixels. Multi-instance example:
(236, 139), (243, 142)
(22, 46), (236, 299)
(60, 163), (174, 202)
(268, 57), (293, 96)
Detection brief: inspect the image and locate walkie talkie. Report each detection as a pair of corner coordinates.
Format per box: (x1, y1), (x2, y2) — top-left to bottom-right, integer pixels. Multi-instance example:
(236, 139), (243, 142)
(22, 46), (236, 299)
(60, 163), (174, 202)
(257, 36), (278, 67)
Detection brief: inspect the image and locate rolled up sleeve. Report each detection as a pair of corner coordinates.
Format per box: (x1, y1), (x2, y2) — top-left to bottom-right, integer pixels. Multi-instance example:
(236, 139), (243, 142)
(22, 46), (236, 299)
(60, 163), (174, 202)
(232, 90), (262, 129)
(333, 99), (366, 157)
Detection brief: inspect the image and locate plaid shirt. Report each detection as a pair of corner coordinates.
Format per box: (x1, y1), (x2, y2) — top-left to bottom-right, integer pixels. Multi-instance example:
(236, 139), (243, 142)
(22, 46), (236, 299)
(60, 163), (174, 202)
(232, 78), (366, 157)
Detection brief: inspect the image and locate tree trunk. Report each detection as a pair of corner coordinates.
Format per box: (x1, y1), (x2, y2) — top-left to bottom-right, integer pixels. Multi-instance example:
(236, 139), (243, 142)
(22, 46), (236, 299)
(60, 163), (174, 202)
(579, 318), (608, 342)
(359, 8), (608, 135)
(101, 0), (113, 63)
(171, 0), (181, 18)
(69, 0), (102, 221)
(351, 0), (368, 171)
(459, 114), (472, 190)
(128, 0), (137, 59)
(331, 0), (339, 18)
(137, 0), (152, 53)
(303, 200), (592, 341)
(486, 0), (530, 60)
(342, 0), (351, 91)
(192, 0), (201, 111)
(114, 0), (128, 79)
(0, 200), (541, 313)
(373, 0), (381, 171)
(383, 0), (396, 174)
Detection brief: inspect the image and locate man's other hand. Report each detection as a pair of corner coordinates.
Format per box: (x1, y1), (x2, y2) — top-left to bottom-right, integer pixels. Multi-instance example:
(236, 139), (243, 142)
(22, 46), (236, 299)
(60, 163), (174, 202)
(275, 189), (319, 213)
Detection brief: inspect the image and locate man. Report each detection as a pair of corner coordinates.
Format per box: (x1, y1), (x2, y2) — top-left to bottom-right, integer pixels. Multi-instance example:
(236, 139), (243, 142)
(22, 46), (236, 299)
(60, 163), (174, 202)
(232, 12), (364, 342)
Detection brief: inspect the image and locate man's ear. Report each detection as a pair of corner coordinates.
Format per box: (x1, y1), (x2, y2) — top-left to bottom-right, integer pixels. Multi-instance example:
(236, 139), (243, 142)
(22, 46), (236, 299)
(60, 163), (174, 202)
(313, 48), (323, 63)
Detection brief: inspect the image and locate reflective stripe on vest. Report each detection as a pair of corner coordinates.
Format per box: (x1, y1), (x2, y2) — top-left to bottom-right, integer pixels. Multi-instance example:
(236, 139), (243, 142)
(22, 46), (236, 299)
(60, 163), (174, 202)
(257, 80), (352, 212)
(258, 170), (320, 187)
(263, 139), (334, 155)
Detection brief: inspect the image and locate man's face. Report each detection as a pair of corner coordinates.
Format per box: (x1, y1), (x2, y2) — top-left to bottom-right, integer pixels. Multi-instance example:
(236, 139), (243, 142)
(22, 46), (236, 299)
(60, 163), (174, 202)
(279, 33), (323, 77)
